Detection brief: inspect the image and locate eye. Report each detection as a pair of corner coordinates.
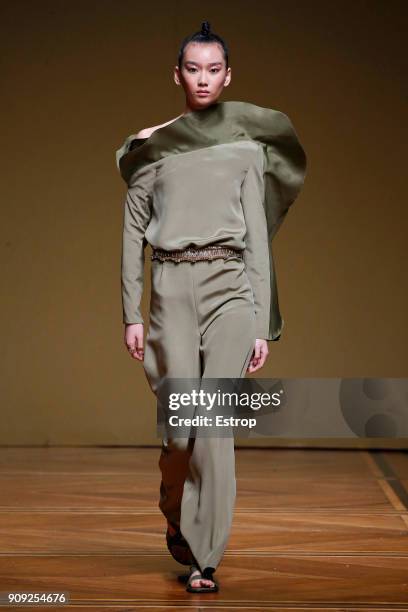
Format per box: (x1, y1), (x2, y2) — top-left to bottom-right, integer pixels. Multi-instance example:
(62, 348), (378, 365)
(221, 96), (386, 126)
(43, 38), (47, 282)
(186, 67), (220, 73)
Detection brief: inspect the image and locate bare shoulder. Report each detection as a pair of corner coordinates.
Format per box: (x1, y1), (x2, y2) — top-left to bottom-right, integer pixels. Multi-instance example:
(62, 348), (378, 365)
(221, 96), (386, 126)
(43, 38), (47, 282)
(134, 126), (157, 139)
(135, 115), (183, 139)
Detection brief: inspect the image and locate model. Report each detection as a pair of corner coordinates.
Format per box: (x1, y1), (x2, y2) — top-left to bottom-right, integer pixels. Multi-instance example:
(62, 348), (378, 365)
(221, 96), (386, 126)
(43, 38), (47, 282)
(116, 21), (307, 594)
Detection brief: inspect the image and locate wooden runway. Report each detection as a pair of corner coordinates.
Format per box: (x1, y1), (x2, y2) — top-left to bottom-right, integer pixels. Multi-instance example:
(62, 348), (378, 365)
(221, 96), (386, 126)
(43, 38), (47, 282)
(0, 447), (407, 610)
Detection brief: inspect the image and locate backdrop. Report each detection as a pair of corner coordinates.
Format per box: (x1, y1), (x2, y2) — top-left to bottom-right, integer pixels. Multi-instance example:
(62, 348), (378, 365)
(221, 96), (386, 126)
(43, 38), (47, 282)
(1, 0), (406, 446)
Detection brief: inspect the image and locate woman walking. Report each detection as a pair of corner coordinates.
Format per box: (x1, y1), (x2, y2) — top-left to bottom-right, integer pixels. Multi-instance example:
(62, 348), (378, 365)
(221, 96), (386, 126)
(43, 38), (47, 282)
(116, 21), (307, 593)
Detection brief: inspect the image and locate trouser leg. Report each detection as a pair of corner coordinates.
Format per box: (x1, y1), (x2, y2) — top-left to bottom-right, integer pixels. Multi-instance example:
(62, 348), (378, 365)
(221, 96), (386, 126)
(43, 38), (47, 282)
(179, 258), (256, 572)
(143, 260), (199, 537)
(143, 257), (256, 572)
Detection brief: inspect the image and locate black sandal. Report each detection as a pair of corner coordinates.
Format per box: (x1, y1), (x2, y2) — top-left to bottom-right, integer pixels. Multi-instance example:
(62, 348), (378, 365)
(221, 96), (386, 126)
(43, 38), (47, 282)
(166, 524), (194, 566)
(186, 564), (219, 593)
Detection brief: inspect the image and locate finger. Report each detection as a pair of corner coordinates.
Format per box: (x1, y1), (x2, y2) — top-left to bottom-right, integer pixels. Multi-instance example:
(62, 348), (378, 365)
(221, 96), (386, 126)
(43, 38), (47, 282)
(126, 342), (143, 360)
(133, 337), (144, 358)
(253, 342), (261, 361)
(127, 344), (137, 357)
(258, 349), (268, 367)
(133, 351), (144, 361)
(248, 349), (256, 365)
(247, 359), (257, 373)
(135, 338), (144, 360)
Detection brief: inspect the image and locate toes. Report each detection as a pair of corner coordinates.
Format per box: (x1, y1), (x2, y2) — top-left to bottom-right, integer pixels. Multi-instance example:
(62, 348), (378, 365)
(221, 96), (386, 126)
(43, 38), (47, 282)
(200, 579), (214, 587)
(190, 577), (214, 588)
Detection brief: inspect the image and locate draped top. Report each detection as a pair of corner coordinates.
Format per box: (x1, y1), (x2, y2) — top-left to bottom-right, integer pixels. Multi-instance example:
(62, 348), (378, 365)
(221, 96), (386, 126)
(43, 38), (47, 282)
(115, 100), (307, 340)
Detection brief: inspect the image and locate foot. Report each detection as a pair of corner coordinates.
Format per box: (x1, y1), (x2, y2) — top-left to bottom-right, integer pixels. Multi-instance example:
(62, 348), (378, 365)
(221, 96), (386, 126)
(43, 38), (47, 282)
(187, 562), (219, 593)
(188, 565), (216, 590)
(167, 523), (218, 590)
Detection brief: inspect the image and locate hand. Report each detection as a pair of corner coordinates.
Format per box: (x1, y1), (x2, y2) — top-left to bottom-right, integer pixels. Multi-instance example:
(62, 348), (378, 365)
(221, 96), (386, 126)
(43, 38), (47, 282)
(247, 339), (269, 373)
(124, 323), (144, 361)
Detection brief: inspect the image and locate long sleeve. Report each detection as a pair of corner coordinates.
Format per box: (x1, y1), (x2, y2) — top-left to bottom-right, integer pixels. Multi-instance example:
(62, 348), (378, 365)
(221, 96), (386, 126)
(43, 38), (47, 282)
(240, 145), (272, 340)
(121, 164), (154, 325)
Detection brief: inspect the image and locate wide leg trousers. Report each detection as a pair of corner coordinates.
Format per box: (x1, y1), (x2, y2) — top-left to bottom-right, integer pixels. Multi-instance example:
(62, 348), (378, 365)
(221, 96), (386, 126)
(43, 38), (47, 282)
(143, 255), (256, 572)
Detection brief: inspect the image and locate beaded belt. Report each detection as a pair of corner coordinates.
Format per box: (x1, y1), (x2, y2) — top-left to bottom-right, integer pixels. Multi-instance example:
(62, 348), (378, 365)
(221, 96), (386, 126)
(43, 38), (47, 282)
(151, 244), (244, 263)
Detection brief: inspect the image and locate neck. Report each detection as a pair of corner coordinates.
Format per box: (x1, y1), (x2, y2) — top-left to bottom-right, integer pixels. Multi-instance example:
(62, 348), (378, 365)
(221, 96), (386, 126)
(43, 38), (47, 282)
(182, 99), (219, 117)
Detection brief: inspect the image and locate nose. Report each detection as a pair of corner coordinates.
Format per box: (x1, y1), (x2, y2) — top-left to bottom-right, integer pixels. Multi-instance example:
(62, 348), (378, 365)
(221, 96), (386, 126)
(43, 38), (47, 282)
(198, 73), (208, 86)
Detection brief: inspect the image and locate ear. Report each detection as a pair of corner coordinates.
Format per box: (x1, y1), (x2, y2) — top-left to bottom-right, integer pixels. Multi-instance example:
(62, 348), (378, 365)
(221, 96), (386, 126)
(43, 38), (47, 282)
(173, 66), (181, 86)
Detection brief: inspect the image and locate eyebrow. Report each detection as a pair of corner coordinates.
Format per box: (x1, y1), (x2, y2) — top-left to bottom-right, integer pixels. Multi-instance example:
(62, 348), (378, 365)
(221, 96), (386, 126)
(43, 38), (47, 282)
(184, 61), (223, 66)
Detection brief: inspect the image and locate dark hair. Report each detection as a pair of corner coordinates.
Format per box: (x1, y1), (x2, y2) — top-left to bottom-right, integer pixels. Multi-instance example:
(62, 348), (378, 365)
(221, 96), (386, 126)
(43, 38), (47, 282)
(178, 21), (229, 69)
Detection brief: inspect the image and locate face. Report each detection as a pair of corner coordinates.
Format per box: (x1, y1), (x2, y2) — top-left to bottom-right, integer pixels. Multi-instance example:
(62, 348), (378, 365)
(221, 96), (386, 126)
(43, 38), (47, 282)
(174, 41), (231, 109)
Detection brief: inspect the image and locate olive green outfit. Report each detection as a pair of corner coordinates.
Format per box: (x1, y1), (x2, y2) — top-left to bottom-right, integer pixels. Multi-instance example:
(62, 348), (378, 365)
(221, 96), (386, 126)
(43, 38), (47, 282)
(116, 100), (307, 573)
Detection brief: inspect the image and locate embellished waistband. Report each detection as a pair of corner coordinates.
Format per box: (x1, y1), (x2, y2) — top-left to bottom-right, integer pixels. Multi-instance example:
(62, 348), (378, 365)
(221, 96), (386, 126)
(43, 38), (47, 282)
(151, 245), (244, 263)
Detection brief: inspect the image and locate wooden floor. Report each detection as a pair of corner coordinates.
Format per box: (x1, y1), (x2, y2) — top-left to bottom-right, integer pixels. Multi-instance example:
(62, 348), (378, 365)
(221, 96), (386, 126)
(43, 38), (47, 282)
(0, 447), (408, 610)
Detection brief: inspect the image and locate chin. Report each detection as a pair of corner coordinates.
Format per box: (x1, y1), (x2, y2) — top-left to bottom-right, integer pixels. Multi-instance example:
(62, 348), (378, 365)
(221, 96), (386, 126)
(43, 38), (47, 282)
(195, 96), (215, 106)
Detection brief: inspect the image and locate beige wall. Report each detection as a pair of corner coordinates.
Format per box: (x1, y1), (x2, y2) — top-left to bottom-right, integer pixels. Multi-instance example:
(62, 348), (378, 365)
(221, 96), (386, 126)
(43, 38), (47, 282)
(1, 0), (406, 446)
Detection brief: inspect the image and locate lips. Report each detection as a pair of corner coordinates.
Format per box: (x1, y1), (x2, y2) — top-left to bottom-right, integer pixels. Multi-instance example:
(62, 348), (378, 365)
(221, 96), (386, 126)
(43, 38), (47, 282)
(197, 91), (210, 94)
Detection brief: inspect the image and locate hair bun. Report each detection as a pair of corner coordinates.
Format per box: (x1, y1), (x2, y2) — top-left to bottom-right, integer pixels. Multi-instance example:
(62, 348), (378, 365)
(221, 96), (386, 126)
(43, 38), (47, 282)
(177, 21), (229, 69)
(201, 21), (211, 35)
